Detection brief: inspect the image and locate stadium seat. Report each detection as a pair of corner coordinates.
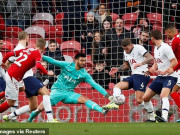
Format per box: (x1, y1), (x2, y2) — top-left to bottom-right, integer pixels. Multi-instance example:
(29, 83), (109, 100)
(147, 13), (162, 25)
(46, 25), (63, 38)
(0, 14), (5, 32)
(122, 13), (137, 30)
(84, 12), (88, 21)
(152, 23), (162, 32)
(3, 27), (22, 38)
(60, 40), (81, 59)
(55, 13), (64, 25)
(25, 26), (45, 38)
(111, 13), (119, 22)
(86, 55), (92, 62)
(32, 13), (54, 25)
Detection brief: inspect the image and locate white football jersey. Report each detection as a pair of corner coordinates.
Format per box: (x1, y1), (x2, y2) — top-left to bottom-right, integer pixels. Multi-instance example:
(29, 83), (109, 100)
(9, 43), (33, 79)
(124, 44), (148, 75)
(154, 42), (177, 77)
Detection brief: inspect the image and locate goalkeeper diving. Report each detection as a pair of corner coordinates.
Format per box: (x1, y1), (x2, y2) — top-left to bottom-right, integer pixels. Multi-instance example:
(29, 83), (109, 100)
(28, 53), (119, 122)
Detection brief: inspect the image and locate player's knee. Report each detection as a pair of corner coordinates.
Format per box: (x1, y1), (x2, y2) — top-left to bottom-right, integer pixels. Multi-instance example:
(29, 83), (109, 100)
(136, 98), (143, 104)
(143, 96), (150, 102)
(78, 96), (89, 103)
(30, 105), (37, 111)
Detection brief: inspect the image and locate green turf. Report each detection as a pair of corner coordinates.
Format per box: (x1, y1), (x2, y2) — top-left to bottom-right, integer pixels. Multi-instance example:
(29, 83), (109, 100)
(0, 123), (179, 135)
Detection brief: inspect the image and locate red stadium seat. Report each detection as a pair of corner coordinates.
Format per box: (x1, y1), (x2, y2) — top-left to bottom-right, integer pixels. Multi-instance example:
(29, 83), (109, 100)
(4, 27), (22, 38)
(60, 40), (81, 58)
(111, 13), (119, 22)
(122, 13), (137, 30)
(32, 13), (54, 25)
(152, 23), (162, 32)
(46, 25), (63, 38)
(25, 26), (45, 39)
(84, 12), (88, 21)
(55, 13), (64, 25)
(147, 13), (162, 25)
(5, 38), (18, 46)
(0, 14), (5, 32)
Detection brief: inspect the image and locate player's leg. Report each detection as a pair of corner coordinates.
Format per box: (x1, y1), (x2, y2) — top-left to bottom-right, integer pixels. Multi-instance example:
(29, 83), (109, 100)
(113, 81), (129, 97)
(170, 70), (180, 107)
(38, 86), (57, 122)
(143, 87), (156, 121)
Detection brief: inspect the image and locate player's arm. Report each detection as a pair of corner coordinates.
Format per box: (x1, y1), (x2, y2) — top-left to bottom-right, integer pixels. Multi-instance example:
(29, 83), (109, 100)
(43, 55), (69, 68)
(85, 74), (111, 99)
(2, 50), (22, 64)
(109, 61), (129, 76)
(149, 59), (158, 74)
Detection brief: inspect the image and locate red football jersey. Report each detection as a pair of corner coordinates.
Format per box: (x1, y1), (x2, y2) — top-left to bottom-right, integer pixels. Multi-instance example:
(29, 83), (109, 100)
(170, 34), (180, 71)
(3, 48), (48, 81)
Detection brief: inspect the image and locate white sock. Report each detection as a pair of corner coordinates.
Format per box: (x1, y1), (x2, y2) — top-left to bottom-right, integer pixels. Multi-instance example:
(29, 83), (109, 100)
(140, 101), (145, 109)
(10, 100), (19, 120)
(34, 108), (41, 113)
(144, 101), (155, 121)
(43, 95), (53, 121)
(9, 105), (30, 119)
(162, 97), (169, 121)
(113, 88), (121, 96)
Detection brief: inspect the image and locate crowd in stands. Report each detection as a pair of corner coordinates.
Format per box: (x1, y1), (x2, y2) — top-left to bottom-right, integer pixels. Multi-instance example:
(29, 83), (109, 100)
(0, 0), (179, 89)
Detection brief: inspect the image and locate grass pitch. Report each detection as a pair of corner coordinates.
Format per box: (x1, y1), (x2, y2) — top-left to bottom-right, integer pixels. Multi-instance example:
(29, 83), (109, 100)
(0, 123), (179, 135)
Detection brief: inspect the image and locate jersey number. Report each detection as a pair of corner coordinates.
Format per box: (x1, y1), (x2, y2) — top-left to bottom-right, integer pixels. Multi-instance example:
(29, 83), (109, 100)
(14, 52), (28, 67)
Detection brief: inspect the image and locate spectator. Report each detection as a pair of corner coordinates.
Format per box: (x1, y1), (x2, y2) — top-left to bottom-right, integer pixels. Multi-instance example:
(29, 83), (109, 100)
(36, 0), (53, 13)
(6, 0), (32, 30)
(62, 0), (85, 42)
(138, 30), (152, 53)
(91, 30), (107, 62)
(92, 60), (110, 89)
(81, 11), (99, 55)
(94, 3), (111, 24)
(131, 13), (152, 39)
(44, 39), (65, 88)
(34, 61), (49, 87)
(85, 0), (99, 11)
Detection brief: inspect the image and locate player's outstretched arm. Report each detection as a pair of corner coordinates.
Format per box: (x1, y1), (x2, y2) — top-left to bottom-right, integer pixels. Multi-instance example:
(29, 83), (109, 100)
(85, 74), (111, 99)
(43, 55), (69, 68)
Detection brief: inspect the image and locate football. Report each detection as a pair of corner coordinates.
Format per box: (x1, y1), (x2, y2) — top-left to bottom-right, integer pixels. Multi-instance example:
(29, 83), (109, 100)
(113, 94), (125, 105)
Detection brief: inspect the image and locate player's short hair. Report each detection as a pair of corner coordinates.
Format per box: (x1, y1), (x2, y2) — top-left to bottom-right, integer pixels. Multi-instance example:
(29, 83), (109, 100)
(36, 38), (46, 49)
(165, 23), (176, 30)
(18, 31), (29, 41)
(49, 39), (56, 44)
(0, 35), (3, 40)
(75, 53), (86, 60)
(150, 30), (162, 40)
(141, 29), (149, 35)
(121, 38), (132, 47)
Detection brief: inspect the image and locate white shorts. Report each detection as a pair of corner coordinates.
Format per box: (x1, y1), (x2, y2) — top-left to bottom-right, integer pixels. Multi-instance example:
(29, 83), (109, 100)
(5, 72), (19, 100)
(177, 70), (180, 87)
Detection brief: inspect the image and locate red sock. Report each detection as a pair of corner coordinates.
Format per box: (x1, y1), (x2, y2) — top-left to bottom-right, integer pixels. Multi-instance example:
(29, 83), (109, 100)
(0, 101), (10, 113)
(0, 91), (5, 99)
(170, 92), (180, 108)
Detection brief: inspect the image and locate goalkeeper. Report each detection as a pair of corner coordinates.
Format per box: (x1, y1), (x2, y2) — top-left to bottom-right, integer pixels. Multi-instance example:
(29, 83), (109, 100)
(28, 53), (118, 122)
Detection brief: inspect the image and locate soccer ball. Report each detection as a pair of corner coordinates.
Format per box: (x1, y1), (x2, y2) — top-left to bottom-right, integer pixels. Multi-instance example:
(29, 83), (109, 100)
(113, 94), (125, 105)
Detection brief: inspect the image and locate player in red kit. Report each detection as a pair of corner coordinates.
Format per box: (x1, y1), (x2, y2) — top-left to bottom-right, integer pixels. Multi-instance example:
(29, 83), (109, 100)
(0, 38), (54, 121)
(165, 24), (180, 111)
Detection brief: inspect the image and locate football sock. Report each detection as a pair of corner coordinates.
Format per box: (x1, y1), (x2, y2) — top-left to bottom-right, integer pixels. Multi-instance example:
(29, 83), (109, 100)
(43, 95), (53, 121)
(0, 91), (5, 99)
(162, 97), (169, 121)
(144, 101), (155, 120)
(85, 100), (103, 113)
(113, 88), (121, 96)
(0, 101), (10, 113)
(9, 105), (30, 119)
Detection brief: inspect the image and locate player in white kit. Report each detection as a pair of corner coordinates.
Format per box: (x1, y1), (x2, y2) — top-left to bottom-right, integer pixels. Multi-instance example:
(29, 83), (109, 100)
(143, 30), (178, 122)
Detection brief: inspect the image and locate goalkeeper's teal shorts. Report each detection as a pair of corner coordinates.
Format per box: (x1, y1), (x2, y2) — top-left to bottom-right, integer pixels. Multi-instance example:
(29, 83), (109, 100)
(50, 89), (81, 106)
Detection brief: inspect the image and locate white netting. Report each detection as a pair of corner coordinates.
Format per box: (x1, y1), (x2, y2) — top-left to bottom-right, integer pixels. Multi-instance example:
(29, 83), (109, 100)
(0, 0), (180, 122)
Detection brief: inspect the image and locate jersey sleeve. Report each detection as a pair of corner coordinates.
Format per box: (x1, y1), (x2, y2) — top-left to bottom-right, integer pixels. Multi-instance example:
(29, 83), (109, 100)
(43, 55), (70, 68)
(84, 73), (108, 96)
(164, 45), (176, 60)
(2, 50), (22, 63)
(35, 51), (48, 75)
(171, 38), (179, 53)
(138, 45), (148, 56)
